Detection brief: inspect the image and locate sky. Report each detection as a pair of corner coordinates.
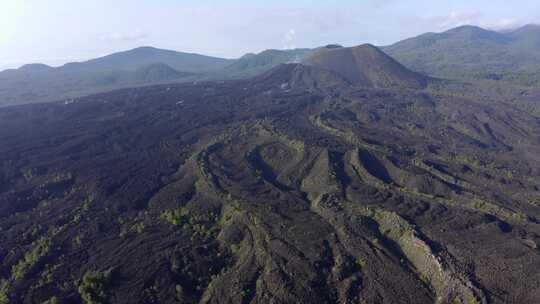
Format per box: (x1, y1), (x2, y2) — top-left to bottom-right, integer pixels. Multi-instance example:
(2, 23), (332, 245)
(1, 0), (539, 70)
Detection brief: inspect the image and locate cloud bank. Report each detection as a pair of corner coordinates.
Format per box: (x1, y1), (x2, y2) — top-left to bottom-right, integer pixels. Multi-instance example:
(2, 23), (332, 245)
(100, 29), (148, 42)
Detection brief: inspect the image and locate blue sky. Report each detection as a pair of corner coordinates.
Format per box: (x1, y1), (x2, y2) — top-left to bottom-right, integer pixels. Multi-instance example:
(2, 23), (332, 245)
(1, 0), (539, 70)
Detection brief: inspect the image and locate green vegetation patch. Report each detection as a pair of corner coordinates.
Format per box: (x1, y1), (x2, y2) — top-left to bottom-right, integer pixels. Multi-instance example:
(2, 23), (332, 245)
(11, 237), (52, 280)
(78, 270), (113, 304)
(162, 207), (220, 239)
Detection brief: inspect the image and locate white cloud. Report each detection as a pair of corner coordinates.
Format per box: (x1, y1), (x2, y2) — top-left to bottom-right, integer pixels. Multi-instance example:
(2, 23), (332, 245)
(430, 11), (482, 30)
(282, 28), (296, 49)
(483, 18), (523, 31)
(428, 11), (526, 32)
(100, 29), (148, 42)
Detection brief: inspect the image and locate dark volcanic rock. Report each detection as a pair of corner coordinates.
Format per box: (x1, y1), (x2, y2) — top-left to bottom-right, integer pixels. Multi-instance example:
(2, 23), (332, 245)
(0, 57), (539, 304)
(304, 44), (429, 88)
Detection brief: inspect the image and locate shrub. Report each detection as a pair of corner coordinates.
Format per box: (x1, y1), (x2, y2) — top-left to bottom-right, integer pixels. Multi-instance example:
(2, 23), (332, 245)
(78, 270), (112, 304)
(43, 296), (60, 304)
(11, 237), (51, 280)
(356, 257), (367, 268)
(0, 292), (8, 304)
(161, 208), (187, 226)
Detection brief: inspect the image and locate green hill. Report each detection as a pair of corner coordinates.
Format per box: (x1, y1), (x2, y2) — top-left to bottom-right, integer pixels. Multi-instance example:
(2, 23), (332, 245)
(222, 48), (314, 78)
(0, 62), (195, 106)
(383, 24), (540, 85)
(64, 46), (232, 73)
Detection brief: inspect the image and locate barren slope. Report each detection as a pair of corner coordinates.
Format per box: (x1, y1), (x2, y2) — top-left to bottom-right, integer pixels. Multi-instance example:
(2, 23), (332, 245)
(304, 44), (428, 88)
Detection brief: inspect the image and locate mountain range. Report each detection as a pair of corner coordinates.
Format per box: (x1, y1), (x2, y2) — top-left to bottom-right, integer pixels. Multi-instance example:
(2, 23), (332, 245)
(1, 24), (540, 107)
(0, 46), (318, 107)
(0, 47), (229, 107)
(383, 24), (540, 84)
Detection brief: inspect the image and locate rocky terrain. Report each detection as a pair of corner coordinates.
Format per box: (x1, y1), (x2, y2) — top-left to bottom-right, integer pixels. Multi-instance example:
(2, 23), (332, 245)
(0, 45), (539, 304)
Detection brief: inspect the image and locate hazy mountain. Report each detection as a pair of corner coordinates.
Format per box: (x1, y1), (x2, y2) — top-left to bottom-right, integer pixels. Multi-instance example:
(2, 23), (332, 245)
(129, 63), (194, 83)
(17, 63), (54, 72)
(0, 47), (316, 106)
(60, 46), (232, 73)
(0, 46), (230, 106)
(221, 48), (315, 78)
(507, 24), (540, 49)
(304, 44), (428, 88)
(3, 24), (540, 107)
(0, 62), (195, 106)
(383, 24), (540, 84)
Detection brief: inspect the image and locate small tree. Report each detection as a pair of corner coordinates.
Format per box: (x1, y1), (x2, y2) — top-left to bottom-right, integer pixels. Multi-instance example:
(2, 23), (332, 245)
(78, 270), (112, 304)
